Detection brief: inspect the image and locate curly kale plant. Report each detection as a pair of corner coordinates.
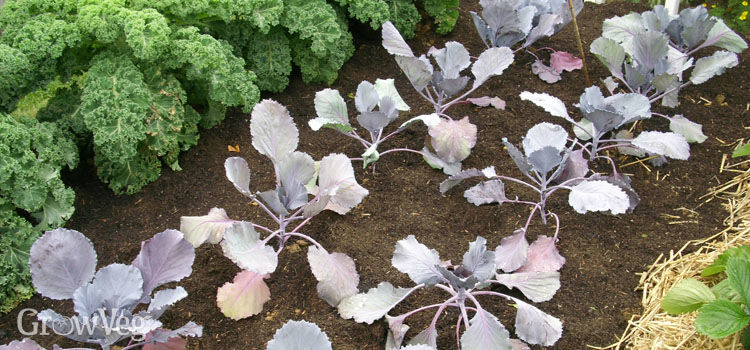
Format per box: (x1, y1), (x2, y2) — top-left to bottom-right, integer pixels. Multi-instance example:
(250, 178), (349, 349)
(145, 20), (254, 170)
(24, 228), (201, 349)
(331, 21), (513, 175)
(180, 100), (368, 320)
(0, 114), (78, 313)
(338, 235), (563, 349)
(470, 0), (585, 83)
(591, 5), (747, 107)
(0, 0), (260, 194)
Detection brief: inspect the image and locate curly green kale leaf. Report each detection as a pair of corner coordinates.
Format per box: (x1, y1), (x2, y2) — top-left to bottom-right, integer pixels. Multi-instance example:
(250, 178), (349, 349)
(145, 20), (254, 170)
(81, 52), (202, 193)
(286, 2), (354, 84)
(387, 0), (420, 39)
(334, 0), (390, 30)
(244, 26), (293, 92)
(423, 0), (459, 35)
(0, 204), (38, 314)
(0, 114), (78, 229)
(170, 27), (260, 121)
(282, 0), (343, 57)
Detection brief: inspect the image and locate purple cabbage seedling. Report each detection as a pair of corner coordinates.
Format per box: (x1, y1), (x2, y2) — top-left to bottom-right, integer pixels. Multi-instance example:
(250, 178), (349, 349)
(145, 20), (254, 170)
(309, 79), (441, 168)
(520, 87), (699, 165)
(25, 228), (200, 349)
(591, 5), (747, 107)
(338, 235), (563, 349)
(470, 0), (585, 83)
(379, 21), (514, 174)
(264, 319), (427, 350)
(180, 99), (367, 320)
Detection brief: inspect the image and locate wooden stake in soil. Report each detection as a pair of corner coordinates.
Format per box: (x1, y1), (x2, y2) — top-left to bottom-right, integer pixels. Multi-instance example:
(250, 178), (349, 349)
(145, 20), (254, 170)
(568, 0), (591, 87)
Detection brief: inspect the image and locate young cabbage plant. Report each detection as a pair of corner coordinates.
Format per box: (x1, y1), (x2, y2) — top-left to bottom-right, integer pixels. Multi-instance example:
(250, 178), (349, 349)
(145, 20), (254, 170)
(180, 99), (368, 320)
(520, 87), (700, 166)
(309, 79), (441, 169)
(381, 21), (515, 174)
(470, 0), (585, 83)
(26, 228), (201, 349)
(441, 121), (639, 231)
(591, 5), (747, 107)
(338, 235), (564, 349)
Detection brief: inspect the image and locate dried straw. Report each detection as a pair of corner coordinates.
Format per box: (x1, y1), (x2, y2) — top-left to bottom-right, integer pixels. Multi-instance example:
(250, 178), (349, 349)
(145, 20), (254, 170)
(594, 156), (750, 350)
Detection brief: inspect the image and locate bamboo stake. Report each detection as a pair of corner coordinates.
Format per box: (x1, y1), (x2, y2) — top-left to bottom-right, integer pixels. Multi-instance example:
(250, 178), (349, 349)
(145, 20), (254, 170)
(568, 0), (591, 87)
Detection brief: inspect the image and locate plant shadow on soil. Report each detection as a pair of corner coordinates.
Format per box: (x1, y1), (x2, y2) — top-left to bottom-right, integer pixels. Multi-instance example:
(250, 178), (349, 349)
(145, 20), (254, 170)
(1, 1), (749, 349)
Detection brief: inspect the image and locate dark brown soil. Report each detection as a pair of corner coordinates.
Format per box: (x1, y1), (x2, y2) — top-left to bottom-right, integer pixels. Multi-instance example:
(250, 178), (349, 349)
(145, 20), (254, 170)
(2, 1), (749, 349)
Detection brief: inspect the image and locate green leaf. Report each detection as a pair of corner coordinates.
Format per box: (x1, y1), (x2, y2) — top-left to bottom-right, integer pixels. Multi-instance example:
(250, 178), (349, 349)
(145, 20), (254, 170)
(712, 279), (743, 303)
(690, 51), (739, 85)
(727, 257), (750, 307)
(661, 278), (715, 314)
(423, 0), (459, 35)
(386, 0), (419, 39)
(703, 246), (750, 276)
(733, 144), (750, 158)
(696, 300), (750, 339)
(244, 27), (293, 93)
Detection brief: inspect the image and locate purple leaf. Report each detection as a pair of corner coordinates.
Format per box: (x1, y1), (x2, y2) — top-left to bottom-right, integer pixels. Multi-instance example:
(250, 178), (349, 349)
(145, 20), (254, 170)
(531, 60), (561, 84)
(179, 208), (235, 247)
(132, 229), (195, 300)
(669, 115), (707, 143)
(550, 51), (583, 73)
(407, 326), (437, 348)
(421, 147), (461, 175)
(0, 339), (45, 350)
(385, 315), (410, 350)
(495, 229), (529, 273)
(355, 81), (379, 113)
(439, 166), (497, 194)
(224, 157), (252, 197)
(29, 228), (96, 300)
(146, 287), (188, 319)
(471, 47), (514, 88)
(74, 263), (143, 317)
(513, 298), (563, 346)
(307, 247), (359, 306)
(522, 123), (568, 156)
(216, 270), (270, 320)
(143, 334), (186, 350)
(494, 272), (561, 303)
(631, 131), (690, 160)
(381, 21), (414, 57)
(278, 151), (316, 210)
(429, 42), (471, 80)
(516, 236), (565, 273)
(317, 153), (369, 214)
(338, 282), (412, 324)
(220, 222), (278, 275)
(524, 14), (562, 48)
(395, 56), (433, 91)
(310, 88), (351, 131)
(519, 91), (572, 122)
(464, 180), (507, 206)
(250, 99), (298, 164)
(510, 339), (531, 350)
(462, 236), (496, 281)
(460, 309), (512, 350)
(553, 149), (589, 184)
(267, 320), (332, 350)
(429, 117), (477, 164)
(568, 180), (630, 215)
(392, 235), (443, 285)
(467, 96), (506, 110)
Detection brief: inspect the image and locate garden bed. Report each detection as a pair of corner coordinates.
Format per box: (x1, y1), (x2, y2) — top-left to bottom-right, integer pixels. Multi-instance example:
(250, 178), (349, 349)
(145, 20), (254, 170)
(1, 1), (749, 349)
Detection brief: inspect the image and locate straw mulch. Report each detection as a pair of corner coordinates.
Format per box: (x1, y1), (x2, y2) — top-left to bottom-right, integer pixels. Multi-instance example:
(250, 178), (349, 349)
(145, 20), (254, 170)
(597, 154), (750, 350)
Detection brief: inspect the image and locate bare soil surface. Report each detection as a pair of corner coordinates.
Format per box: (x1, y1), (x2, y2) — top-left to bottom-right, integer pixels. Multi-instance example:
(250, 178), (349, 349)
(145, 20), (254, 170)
(1, 1), (749, 349)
